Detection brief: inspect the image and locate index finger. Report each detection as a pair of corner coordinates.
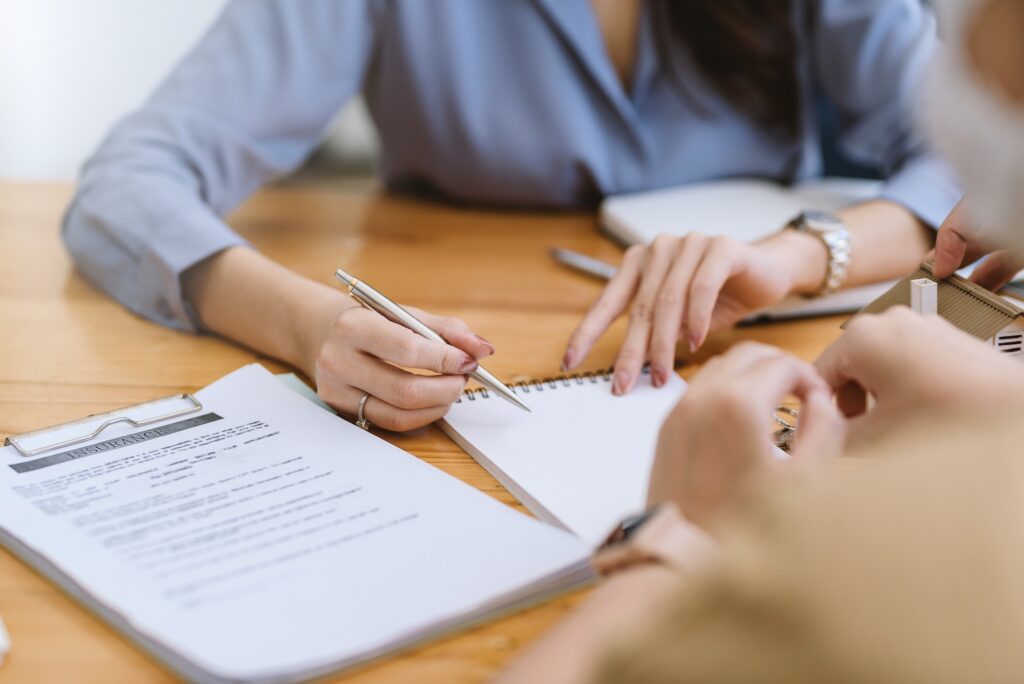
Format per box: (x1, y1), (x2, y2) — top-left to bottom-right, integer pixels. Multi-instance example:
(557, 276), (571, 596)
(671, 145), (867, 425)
(685, 238), (743, 350)
(933, 200), (985, 278)
(969, 249), (1024, 291)
(933, 223), (970, 279)
(742, 353), (829, 409)
(563, 246), (646, 371)
(813, 319), (893, 413)
(346, 312), (480, 375)
(408, 308), (496, 361)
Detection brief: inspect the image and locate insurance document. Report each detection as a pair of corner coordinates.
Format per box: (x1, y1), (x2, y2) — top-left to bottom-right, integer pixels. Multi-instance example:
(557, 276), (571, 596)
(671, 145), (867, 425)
(0, 365), (591, 683)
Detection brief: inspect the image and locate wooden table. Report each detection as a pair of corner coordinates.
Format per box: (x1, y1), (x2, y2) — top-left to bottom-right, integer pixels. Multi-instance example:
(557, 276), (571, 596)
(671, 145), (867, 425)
(0, 182), (845, 683)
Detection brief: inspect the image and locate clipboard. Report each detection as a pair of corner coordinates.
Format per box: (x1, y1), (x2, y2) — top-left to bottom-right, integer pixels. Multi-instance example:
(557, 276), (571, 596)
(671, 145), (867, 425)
(4, 393), (203, 458)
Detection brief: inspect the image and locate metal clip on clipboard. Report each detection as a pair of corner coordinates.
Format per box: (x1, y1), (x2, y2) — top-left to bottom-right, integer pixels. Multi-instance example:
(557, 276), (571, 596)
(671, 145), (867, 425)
(4, 393), (203, 458)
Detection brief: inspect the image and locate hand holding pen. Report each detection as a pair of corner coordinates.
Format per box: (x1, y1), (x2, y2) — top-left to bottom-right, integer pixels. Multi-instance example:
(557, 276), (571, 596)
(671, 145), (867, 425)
(309, 270), (529, 433)
(301, 271), (502, 432)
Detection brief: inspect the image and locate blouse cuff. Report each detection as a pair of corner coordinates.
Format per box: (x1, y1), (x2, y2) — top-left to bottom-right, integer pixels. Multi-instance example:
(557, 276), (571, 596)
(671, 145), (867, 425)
(878, 156), (962, 230)
(141, 206), (250, 333)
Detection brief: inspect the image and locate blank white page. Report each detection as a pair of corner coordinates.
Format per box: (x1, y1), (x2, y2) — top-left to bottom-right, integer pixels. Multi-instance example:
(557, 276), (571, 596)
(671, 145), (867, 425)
(441, 370), (687, 548)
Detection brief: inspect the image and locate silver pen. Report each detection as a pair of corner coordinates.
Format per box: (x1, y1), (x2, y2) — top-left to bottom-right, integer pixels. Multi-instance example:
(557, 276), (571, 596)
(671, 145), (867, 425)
(335, 269), (531, 412)
(550, 248), (617, 281)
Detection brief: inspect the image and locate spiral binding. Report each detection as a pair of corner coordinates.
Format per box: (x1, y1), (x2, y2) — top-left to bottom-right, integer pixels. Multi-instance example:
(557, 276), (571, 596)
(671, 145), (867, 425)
(456, 367), (652, 403)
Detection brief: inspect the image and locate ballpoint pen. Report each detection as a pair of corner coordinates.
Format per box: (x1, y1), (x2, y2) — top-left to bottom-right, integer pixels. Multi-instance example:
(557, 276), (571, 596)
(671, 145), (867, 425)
(550, 248), (617, 281)
(335, 269), (531, 412)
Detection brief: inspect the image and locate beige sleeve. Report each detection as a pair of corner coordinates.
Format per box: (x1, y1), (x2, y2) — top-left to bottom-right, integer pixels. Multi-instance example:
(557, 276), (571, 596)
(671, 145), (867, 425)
(595, 416), (1024, 684)
(593, 485), (831, 684)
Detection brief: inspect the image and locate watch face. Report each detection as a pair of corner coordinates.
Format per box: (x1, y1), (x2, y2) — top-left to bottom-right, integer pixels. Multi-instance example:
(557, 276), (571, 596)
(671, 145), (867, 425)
(802, 210), (844, 231)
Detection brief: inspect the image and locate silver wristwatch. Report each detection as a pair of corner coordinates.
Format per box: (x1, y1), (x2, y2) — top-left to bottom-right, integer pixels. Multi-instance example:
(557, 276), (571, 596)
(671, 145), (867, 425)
(786, 210), (851, 297)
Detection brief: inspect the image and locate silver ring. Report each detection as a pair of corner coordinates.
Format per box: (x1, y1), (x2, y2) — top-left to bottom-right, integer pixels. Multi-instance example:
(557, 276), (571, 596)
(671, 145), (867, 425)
(772, 405), (799, 430)
(356, 393), (371, 430)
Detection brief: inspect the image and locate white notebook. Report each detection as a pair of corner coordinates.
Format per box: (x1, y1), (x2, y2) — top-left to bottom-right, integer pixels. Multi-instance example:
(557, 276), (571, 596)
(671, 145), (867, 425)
(0, 365), (592, 683)
(599, 178), (893, 320)
(441, 368), (687, 548)
(600, 177), (883, 247)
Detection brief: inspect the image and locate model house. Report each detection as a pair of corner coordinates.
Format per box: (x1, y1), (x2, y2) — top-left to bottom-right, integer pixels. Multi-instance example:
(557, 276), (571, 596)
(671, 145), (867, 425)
(846, 261), (1024, 357)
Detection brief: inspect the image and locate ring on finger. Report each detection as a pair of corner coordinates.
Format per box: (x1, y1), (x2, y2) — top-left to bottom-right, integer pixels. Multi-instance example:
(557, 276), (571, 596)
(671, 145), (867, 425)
(772, 405), (799, 453)
(356, 392), (372, 430)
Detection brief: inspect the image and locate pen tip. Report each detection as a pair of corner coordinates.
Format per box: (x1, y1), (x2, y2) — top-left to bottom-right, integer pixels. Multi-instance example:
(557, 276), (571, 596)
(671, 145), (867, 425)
(509, 394), (532, 412)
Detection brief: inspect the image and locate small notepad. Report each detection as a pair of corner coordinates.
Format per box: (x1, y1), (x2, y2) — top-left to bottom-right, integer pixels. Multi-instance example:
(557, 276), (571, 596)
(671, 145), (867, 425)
(441, 369), (687, 547)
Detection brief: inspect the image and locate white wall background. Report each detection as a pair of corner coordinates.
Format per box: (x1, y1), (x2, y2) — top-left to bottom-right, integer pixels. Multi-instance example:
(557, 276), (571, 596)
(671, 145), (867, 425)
(0, 1), (376, 182)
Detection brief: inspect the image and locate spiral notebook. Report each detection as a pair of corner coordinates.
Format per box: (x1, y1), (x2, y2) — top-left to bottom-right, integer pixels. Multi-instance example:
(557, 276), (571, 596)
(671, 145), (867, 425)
(440, 368), (687, 547)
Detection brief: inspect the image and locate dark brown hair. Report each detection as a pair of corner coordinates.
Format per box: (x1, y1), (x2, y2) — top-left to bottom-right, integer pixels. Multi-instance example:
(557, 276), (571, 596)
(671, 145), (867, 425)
(662, 0), (800, 137)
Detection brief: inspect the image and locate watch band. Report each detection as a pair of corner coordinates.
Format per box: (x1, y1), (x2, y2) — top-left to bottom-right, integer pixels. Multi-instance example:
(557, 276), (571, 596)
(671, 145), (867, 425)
(592, 503), (718, 577)
(787, 211), (851, 297)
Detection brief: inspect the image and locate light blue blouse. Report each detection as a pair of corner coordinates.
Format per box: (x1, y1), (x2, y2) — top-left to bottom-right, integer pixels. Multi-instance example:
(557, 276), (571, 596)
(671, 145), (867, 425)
(63, 0), (960, 332)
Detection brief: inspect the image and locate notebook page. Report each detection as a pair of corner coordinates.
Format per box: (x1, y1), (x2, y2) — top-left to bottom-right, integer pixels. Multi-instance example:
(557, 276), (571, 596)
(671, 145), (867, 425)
(0, 364), (591, 683)
(441, 370), (687, 548)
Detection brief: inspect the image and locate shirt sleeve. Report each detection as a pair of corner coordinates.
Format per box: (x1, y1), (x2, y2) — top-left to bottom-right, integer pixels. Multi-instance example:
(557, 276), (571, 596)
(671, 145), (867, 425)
(62, 0), (380, 331)
(809, 0), (962, 229)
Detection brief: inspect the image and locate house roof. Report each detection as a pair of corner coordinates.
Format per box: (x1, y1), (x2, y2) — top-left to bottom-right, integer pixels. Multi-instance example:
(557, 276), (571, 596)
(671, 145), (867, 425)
(843, 261), (1024, 340)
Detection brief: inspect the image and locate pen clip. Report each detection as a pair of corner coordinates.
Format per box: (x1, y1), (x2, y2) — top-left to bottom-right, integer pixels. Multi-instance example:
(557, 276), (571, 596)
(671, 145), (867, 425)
(337, 272), (371, 311)
(347, 286), (372, 312)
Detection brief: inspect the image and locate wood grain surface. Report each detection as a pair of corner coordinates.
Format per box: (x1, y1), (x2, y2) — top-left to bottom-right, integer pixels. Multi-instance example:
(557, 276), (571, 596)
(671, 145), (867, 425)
(0, 182), (845, 683)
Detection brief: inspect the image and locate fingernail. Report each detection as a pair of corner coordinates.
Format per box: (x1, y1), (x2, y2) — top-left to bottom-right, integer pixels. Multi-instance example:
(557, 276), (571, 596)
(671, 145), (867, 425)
(458, 355), (479, 374)
(561, 348), (577, 372)
(612, 370), (631, 396)
(688, 335), (700, 354)
(652, 367), (667, 388)
(474, 334), (496, 354)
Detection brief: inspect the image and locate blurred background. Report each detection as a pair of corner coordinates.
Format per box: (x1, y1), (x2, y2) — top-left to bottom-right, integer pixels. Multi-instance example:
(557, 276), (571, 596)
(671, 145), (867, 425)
(0, 0), (379, 183)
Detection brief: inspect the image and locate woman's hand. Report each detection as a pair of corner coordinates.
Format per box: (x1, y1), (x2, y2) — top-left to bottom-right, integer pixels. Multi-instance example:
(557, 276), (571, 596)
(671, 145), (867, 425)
(184, 247), (496, 433)
(815, 307), (1024, 445)
(648, 342), (844, 528)
(306, 299), (496, 432)
(933, 198), (1024, 288)
(562, 230), (827, 395)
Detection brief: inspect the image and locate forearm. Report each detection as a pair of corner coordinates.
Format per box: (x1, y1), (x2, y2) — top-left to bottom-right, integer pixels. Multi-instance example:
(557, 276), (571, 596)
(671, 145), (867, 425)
(758, 199), (934, 296)
(837, 200), (934, 287)
(182, 246), (352, 375)
(496, 566), (683, 684)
